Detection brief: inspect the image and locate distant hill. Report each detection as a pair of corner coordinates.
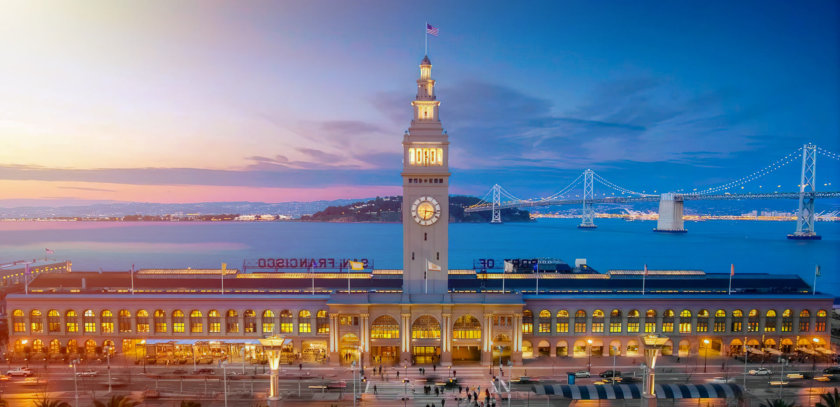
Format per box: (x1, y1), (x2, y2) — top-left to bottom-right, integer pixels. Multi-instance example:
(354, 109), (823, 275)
(300, 196), (532, 223)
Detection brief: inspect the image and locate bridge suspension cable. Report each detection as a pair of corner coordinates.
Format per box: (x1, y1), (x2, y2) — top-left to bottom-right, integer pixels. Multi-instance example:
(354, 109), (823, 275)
(591, 172), (656, 197)
(689, 147), (804, 195)
(816, 146), (840, 161)
(539, 172), (584, 201)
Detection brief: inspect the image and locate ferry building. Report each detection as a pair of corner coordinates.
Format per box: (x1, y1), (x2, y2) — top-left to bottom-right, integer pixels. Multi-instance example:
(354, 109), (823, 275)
(5, 57), (835, 368)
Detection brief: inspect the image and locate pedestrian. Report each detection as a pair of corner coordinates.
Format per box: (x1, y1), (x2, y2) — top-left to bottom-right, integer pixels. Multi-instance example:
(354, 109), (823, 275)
(299, 363), (302, 371)
(441, 399), (445, 407)
(459, 385), (463, 393)
(374, 384), (378, 394)
(397, 370), (400, 379)
(467, 393), (472, 403)
(453, 369), (456, 377)
(435, 386), (440, 396)
(485, 388), (490, 400)
(433, 364), (436, 371)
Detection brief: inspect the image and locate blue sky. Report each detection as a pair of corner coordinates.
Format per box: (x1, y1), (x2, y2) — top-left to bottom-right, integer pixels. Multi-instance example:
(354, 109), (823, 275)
(0, 1), (838, 204)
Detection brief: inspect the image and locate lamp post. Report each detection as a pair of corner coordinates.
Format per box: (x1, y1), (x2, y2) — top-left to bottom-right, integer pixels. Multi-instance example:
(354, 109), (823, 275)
(258, 335), (287, 407)
(104, 345), (112, 393)
(221, 362), (228, 407)
(640, 334), (669, 407)
(702, 339), (709, 373)
(70, 359), (79, 407)
(351, 360), (357, 407)
(812, 337), (819, 371)
(587, 339), (593, 372)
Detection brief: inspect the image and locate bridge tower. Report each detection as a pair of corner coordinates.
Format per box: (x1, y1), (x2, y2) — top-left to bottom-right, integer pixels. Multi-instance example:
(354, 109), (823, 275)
(578, 169), (597, 228)
(788, 143), (820, 240)
(491, 184), (502, 224)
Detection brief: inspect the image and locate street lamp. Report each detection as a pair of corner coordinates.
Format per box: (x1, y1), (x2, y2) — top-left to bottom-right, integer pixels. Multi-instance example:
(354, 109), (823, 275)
(70, 359), (80, 407)
(702, 339), (709, 373)
(104, 345), (112, 392)
(587, 339), (593, 372)
(221, 361), (228, 407)
(258, 335), (287, 406)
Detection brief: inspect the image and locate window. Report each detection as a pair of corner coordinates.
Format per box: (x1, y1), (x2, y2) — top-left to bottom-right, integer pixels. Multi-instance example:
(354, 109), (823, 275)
(645, 310), (657, 333)
(799, 310), (810, 332)
(731, 310), (743, 332)
(714, 309), (726, 332)
(609, 309), (622, 333)
(244, 310), (256, 333)
(747, 309), (759, 332)
(411, 315), (441, 339)
(208, 310), (221, 333)
(591, 310), (605, 333)
(781, 309), (792, 332)
(154, 310), (167, 333)
(662, 310), (674, 333)
(83, 310), (96, 333)
(100, 310), (114, 333)
(190, 310), (203, 333)
(627, 310), (640, 333)
(263, 310), (276, 333)
(494, 315), (512, 327)
(316, 310), (329, 334)
(48, 310), (61, 333)
(679, 309), (692, 333)
(408, 147), (444, 166)
(574, 310), (587, 333)
(118, 310), (131, 333)
(66, 310), (78, 333)
(172, 310), (185, 333)
(765, 310), (777, 332)
(538, 310), (551, 333)
(226, 310), (239, 333)
(12, 310), (25, 333)
(522, 310), (533, 334)
(816, 310), (827, 332)
(298, 310), (311, 333)
(371, 315), (399, 339)
(556, 310), (569, 333)
(279, 310), (293, 333)
(453, 315), (481, 339)
(137, 310), (150, 333)
(30, 310), (43, 333)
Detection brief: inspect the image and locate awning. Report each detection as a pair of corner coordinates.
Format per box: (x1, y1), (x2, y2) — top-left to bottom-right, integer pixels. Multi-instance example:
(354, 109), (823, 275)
(817, 348), (834, 355)
(142, 339), (267, 345)
(532, 384), (742, 400)
(747, 347), (764, 355)
(764, 348), (782, 355)
(797, 347), (819, 355)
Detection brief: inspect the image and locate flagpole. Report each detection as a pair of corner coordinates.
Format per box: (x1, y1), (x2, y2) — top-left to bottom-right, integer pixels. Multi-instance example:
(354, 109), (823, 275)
(728, 264), (733, 295)
(424, 270), (428, 294)
(812, 265), (819, 295)
(130, 264), (135, 295)
(642, 265), (646, 296)
(502, 273), (505, 294)
(312, 267), (315, 296)
(425, 21), (428, 55)
(24, 263), (29, 295)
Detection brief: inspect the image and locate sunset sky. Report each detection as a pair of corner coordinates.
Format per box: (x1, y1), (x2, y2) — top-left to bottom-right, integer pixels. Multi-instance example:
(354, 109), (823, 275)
(1, 1), (838, 205)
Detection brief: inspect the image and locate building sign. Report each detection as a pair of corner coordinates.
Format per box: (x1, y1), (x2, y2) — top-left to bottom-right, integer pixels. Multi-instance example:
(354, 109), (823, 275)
(246, 258), (372, 270)
(473, 258), (569, 272)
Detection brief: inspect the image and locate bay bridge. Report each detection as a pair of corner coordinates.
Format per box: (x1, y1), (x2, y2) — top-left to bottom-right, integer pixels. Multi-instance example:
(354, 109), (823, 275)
(465, 143), (840, 240)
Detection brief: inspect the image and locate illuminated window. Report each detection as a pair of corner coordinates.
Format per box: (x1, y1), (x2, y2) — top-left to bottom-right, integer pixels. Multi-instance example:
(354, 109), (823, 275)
(30, 309), (43, 333)
(137, 310), (150, 333)
(226, 310), (239, 333)
(47, 310), (61, 333)
(522, 310), (534, 334)
(662, 310), (674, 333)
(208, 310), (221, 333)
(627, 310), (640, 333)
(154, 309), (167, 333)
(298, 310), (311, 333)
(316, 310), (329, 335)
(264, 310), (277, 333)
(279, 310), (293, 333)
(172, 310), (185, 333)
(453, 315), (481, 339)
(764, 310), (777, 332)
(799, 310), (810, 332)
(83, 310), (96, 333)
(100, 310), (114, 334)
(556, 310), (569, 333)
(49, 339), (60, 355)
(12, 309), (25, 333)
(574, 310), (587, 333)
(678, 311), (691, 333)
(493, 315), (512, 327)
(371, 315), (399, 339)
(190, 310), (203, 333)
(66, 310), (78, 333)
(408, 147), (444, 166)
(591, 310), (605, 333)
(538, 310), (551, 333)
(747, 309), (759, 332)
(696, 309), (709, 333)
(411, 315), (441, 339)
(645, 309), (657, 333)
(781, 309), (792, 332)
(118, 310), (131, 333)
(816, 310), (827, 332)
(609, 309), (622, 333)
(731, 309), (743, 332)
(244, 310), (256, 333)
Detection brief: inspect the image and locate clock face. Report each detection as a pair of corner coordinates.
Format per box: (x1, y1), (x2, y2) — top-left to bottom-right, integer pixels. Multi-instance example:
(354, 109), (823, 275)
(411, 196), (441, 226)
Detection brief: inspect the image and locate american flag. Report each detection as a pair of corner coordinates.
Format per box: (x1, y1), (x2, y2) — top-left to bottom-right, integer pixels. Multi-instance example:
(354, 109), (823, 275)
(426, 23), (439, 36)
(45, 248), (54, 254)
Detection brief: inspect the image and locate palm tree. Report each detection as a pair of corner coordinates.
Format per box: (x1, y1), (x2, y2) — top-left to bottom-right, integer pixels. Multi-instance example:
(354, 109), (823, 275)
(180, 401), (201, 407)
(759, 399), (795, 407)
(817, 388), (840, 407)
(92, 395), (139, 407)
(32, 399), (70, 407)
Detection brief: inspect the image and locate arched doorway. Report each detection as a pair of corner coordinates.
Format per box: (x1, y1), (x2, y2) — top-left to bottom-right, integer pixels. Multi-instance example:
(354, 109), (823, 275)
(370, 315), (399, 365)
(411, 315), (441, 364)
(491, 334), (512, 364)
(763, 338), (777, 350)
(626, 340), (639, 357)
(678, 340), (691, 357)
(452, 314), (481, 363)
(573, 340), (587, 358)
(704, 339), (722, 356)
(780, 338), (794, 354)
(339, 333), (360, 366)
(537, 340), (550, 357)
(103, 340), (116, 355)
(662, 340), (673, 356)
(522, 340), (533, 359)
(729, 338), (743, 355)
(609, 340), (621, 356)
(555, 340), (568, 357)
(49, 339), (61, 356)
(589, 339), (604, 357)
(84, 339), (97, 356)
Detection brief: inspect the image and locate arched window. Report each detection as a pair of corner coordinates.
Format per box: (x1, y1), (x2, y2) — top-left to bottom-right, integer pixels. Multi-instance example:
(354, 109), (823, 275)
(627, 310), (640, 333)
(316, 310), (329, 334)
(172, 310), (185, 333)
(298, 310), (311, 333)
(747, 309), (759, 332)
(411, 315), (441, 339)
(226, 310), (239, 333)
(662, 310), (675, 333)
(538, 310), (551, 333)
(66, 310), (78, 333)
(48, 310), (61, 333)
(764, 310), (777, 332)
(154, 309), (167, 333)
(136, 310), (149, 333)
(645, 310), (657, 333)
(816, 310), (827, 332)
(49, 339), (61, 355)
(678, 310), (692, 333)
(609, 309), (622, 333)
(731, 309), (743, 332)
(574, 310), (587, 333)
(12, 310), (25, 333)
(190, 310), (203, 333)
(453, 315), (481, 339)
(556, 310), (569, 333)
(781, 309), (793, 332)
(263, 310), (276, 333)
(714, 310), (726, 332)
(799, 310), (810, 332)
(83, 310), (96, 333)
(371, 315), (399, 339)
(118, 310), (131, 333)
(522, 310), (533, 334)
(30, 310), (43, 333)
(243, 310), (256, 333)
(592, 310), (605, 333)
(279, 310), (293, 333)
(100, 310), (114, 334)
(696, 309), (709, 333)
(208, 310), (221, 333)
(32, 339), (44, 354)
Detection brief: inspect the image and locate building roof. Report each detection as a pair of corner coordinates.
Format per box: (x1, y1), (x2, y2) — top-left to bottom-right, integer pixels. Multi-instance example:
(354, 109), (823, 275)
(421, 55), (431, 65)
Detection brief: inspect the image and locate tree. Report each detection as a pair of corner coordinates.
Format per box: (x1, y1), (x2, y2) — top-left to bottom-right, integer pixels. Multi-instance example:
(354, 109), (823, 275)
(32, 399), (70, 407)
(180, 402), (201, 407)
(817, 388), (840, 407)
(93, 395), (139, 407)
(759, 399), (795, 407)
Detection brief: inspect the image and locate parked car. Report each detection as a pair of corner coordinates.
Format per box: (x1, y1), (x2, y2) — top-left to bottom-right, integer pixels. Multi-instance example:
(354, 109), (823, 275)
(594, 378), (622, 385)
(193, 368), (215, 375)
(573, 370), (591, 378)
(75, 370), (98, 377)
(599, 370), (621, 378)
(171, 369), (188, 375)
(514, 376), (539, 384)
(823, 366), (840, 375)
(710, 377), (734, 384)
(6, 368), (33, 377)
(749, 368), (773, 376)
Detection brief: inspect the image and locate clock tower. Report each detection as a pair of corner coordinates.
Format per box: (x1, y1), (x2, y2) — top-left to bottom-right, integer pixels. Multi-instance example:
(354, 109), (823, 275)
(402, 55), (450, 295)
